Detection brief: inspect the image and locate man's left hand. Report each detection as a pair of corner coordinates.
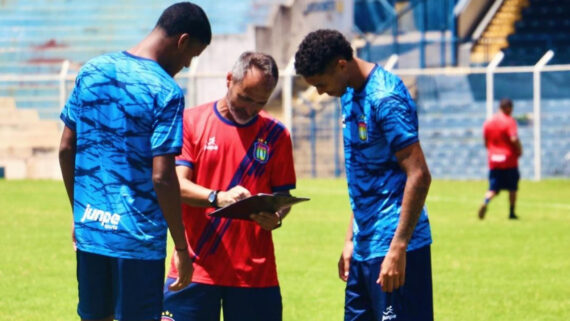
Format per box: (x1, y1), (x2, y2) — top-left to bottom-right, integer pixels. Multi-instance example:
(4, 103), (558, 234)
(250, 211), (280, 231)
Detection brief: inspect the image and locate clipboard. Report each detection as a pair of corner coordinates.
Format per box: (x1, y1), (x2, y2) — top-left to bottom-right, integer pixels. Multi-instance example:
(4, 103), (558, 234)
(208, 193), (310, 220)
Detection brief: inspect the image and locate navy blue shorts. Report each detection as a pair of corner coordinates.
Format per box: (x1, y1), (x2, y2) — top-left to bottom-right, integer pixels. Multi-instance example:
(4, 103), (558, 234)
(489, 168), (520, 191)
(344, 245), (433, 321)
(76, 250), (165, 321)
(162, 279), (282, 321)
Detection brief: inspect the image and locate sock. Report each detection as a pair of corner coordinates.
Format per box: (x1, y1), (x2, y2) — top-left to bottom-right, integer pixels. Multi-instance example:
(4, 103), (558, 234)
(484, 198), (490, 205)
(509, 205), (515, 216)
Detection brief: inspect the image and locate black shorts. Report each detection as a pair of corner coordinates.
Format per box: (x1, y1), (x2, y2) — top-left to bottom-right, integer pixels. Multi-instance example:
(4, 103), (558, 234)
(162, 280), (282, 321)
(344, 246), (433, 321)
(76, 250), (165, 321)
(489, 168), (520, 192)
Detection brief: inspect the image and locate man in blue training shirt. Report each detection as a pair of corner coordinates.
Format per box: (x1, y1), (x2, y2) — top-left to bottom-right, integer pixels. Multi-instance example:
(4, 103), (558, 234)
(295, 29), (433, 321)
(58, 2), (211, 320)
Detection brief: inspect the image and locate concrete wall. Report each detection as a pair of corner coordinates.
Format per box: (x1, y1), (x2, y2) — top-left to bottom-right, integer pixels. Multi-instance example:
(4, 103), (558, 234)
(0, 97), (61, 179)
(255, 0), (354, 68)
(190, 32), (257, 107)
(183, 0), (355, 108)
(457, 0), (494, 40)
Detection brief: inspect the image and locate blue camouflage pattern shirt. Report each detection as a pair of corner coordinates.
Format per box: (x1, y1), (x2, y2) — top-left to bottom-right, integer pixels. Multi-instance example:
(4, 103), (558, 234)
(60, 51), (184, 260)
(341, 65), (432, 261)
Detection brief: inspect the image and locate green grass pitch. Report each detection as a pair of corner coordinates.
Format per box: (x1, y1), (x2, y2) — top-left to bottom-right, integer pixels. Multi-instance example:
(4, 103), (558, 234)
(0, 179), (568, 320)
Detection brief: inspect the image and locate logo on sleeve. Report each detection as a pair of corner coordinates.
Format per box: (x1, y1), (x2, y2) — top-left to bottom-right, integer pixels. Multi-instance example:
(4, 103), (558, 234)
(253, 139), (270, 163)
(358, 115), (368, 142)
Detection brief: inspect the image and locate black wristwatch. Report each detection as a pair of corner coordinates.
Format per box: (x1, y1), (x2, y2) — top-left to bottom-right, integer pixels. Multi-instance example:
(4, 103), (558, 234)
(207, 190), (219, 208)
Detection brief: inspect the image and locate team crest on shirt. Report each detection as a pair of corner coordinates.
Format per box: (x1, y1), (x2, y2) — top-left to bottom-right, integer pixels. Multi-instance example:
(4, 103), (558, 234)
(358, 115), (368, 141)
(253, 139), (270, 163)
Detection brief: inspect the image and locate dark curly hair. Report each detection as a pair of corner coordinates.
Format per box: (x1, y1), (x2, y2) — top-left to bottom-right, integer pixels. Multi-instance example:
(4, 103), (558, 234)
(156, 2), (212, 45)
(294, 29), (353, 77)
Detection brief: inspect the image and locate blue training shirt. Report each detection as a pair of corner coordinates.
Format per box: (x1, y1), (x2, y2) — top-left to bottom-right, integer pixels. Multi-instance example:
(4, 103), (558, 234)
(60, 51), (184, 260)
(341, 65), (432, 261)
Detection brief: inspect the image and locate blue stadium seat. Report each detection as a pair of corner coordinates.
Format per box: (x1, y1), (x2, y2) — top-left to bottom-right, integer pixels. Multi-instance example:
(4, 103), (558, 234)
(502, 0), (570, 66)
(0, 0), (281, 123)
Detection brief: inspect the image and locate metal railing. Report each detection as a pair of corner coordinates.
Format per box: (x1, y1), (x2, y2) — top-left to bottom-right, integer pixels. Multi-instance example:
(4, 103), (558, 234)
(384, 51), (570, 180)
(1, 54), (570, 179)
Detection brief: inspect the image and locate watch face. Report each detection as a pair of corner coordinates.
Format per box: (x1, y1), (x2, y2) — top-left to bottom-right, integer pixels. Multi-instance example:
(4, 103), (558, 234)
(208, 191), (216, 204)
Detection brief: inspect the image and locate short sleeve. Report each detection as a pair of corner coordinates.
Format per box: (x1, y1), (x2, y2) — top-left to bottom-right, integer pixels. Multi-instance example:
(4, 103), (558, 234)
(60, 74), (82, 131)
(270, 127), (296, 192)
(377, 96), (419, 153)
(175, 109), (195, 168)
(151, 91), (184, 156)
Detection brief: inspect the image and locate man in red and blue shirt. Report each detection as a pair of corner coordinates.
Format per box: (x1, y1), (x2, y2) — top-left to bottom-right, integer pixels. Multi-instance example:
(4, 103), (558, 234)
(479, 98), (523, 220)
(161, 52), (296, 321)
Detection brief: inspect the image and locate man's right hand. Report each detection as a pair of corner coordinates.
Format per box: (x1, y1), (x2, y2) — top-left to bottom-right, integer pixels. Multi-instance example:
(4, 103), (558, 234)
(217, 185), (251, 208)
(168, 249), (194, 291)
(338, 240), (353, 282)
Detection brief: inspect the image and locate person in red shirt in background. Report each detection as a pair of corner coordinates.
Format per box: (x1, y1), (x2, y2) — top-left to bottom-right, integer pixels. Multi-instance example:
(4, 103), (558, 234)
(478, 98), (523, 220)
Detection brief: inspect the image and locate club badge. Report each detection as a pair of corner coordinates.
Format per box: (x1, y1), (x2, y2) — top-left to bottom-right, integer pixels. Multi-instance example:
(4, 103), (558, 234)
(358, 115), (368, 142)
(254, 139), (270, 163)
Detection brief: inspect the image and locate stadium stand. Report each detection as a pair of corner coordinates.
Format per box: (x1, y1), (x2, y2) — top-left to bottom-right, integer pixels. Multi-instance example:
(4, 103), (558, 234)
(0, 0), (278, 115)
(293, 68), (569, 178)
(470, 0), (529, 64)
(415, 76), (570, 178)
(503, 0), (570, 65)
(0, 0), (282, 178)
(350, 0), (570, 178)
(354, 0), (457, 69)
(0, 0), (272, 70)
(354, 0), (453, 34)
(0, 0), (568, 179)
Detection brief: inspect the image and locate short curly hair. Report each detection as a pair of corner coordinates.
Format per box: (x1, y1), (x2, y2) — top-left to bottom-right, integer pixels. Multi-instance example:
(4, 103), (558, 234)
(294, 29), (353, 77)
(156, 2), (212, 45)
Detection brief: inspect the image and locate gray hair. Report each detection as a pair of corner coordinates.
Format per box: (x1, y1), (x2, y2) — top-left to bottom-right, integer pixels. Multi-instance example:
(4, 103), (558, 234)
(231, 52), (279, 87)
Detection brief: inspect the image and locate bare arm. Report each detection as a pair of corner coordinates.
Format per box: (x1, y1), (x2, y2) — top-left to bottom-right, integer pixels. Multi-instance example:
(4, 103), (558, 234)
(377, 142), (431, 292)
(59, 126), (76, 208)
(59, 126), (77, 247)
(176, 166), (215, 207)
(176, 166), (251, 208)
(338, 212), (354, 282)
(393, 142), (431, 248)
(153, 154), (192, 291)
(176, 166), (284, 231)
(511, 136), (523, 157)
